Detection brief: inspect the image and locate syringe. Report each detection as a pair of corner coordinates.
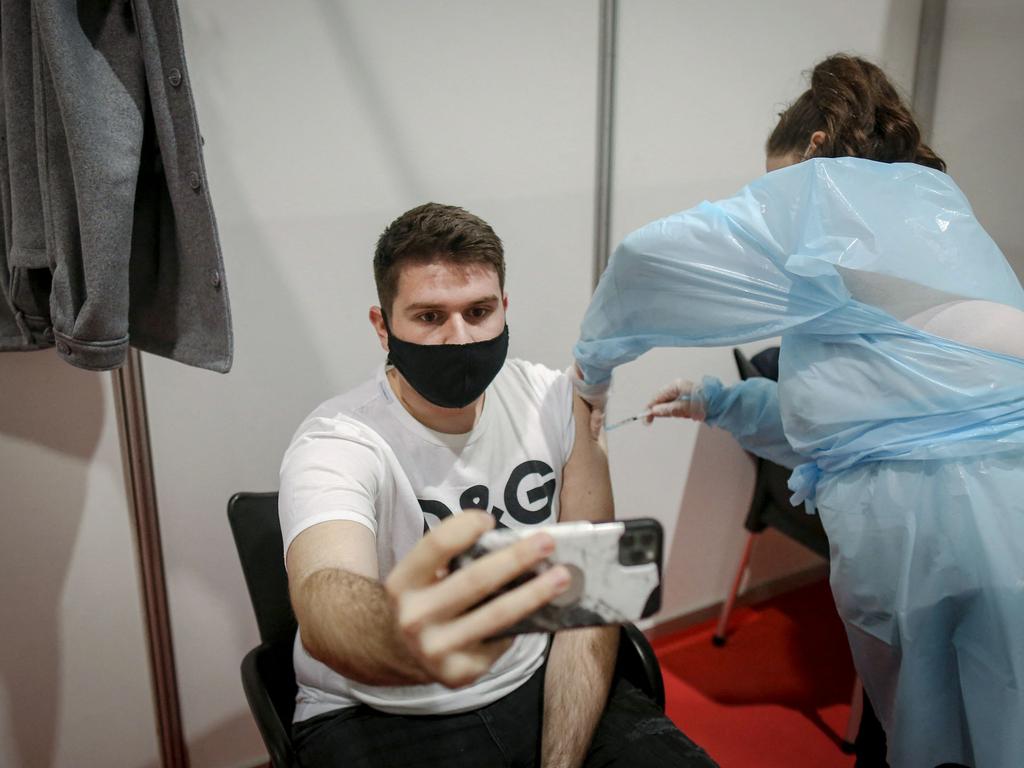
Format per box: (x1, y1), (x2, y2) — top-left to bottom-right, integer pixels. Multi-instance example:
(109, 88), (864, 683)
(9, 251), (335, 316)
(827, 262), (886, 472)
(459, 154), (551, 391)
(605, 395), (690, 432)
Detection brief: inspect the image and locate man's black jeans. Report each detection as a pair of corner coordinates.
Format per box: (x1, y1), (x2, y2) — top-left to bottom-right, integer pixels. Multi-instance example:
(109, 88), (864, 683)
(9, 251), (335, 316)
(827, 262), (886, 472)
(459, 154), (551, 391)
(293, 663), (717, 767)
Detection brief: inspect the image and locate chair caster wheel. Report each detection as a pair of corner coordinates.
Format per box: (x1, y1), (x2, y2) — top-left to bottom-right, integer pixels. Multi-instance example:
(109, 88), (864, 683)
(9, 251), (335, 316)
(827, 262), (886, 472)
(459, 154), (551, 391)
(711, 635), (727, 647)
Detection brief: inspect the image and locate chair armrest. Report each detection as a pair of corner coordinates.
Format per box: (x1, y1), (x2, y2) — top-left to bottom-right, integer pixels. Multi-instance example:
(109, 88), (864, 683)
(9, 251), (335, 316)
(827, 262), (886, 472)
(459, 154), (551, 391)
(240, 644), (298, 768)
(617, 623), (666, 711)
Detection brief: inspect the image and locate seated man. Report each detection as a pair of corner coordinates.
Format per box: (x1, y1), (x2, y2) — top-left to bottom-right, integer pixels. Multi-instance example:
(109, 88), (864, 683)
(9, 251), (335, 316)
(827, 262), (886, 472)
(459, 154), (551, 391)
(280, 203), (716, 768)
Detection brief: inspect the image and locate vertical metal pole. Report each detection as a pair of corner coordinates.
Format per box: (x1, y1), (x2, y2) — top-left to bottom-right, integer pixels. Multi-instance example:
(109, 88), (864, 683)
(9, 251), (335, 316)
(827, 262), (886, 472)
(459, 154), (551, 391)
(592, 0), (618, 289)
(112, 349), (190, 768)
(912, 0), (947, 141)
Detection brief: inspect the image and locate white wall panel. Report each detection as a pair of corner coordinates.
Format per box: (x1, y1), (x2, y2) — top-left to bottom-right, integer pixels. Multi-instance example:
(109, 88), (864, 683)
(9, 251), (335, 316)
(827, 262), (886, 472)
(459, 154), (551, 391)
(930, 0), (1024, 278)
(149, 2), (598, 765)
(5, 2), (1019, 766)
(610, 0), (920, 625)
(0, 352), (158, 768)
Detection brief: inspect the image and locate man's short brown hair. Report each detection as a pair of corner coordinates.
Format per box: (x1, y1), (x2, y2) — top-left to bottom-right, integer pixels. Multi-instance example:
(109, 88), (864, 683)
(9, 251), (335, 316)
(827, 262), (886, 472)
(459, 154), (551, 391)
(374, 203), (505, 316)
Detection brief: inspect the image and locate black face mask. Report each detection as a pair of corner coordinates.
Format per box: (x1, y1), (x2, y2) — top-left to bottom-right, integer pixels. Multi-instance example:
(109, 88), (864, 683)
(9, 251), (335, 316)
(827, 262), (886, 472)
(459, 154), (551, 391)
(386, 323), (509, 409)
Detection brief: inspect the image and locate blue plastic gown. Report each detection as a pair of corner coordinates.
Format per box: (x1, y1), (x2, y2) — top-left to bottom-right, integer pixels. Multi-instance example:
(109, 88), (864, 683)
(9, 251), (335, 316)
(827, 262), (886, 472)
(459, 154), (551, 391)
(575, 158), (1024, 768)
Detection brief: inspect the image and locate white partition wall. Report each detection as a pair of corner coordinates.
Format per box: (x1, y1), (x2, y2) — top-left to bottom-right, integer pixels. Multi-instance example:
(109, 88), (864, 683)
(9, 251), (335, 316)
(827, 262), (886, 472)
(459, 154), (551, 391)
(146, 2), (599, 765)
(148, 3), (925, 763)
(930, 0), (1024, 279)
(0, 353), (159, 768)
(606, 0), (923, 626)
(4, 2), (1021, 766)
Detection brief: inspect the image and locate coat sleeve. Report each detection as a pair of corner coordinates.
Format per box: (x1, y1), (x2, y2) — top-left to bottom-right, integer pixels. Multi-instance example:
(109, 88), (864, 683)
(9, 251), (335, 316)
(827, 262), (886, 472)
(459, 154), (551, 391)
(699, 376), (804, 469)
(573, 166), (849, 385)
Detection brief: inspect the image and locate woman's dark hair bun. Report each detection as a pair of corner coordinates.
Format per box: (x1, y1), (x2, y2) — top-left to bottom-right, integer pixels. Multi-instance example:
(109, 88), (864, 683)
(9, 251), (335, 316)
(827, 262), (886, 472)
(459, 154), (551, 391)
(768, 54), (946, 172)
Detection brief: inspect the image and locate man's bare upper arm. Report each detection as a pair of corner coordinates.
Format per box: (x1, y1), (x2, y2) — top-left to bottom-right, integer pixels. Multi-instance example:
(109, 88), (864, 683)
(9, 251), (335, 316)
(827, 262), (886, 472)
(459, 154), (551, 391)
(286, 520), (380, 597)
(558, 394), (614, 523)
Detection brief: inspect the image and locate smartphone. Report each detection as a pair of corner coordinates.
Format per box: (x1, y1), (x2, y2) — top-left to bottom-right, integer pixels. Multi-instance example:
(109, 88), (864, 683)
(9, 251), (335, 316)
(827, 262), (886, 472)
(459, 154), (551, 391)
(450, 518), (663, 636)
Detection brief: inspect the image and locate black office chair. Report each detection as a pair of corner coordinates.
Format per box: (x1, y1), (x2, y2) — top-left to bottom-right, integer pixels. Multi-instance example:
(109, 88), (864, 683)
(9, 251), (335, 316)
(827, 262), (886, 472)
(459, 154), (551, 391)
(228, 491), (666, 768)
(228, 492), (300, 768)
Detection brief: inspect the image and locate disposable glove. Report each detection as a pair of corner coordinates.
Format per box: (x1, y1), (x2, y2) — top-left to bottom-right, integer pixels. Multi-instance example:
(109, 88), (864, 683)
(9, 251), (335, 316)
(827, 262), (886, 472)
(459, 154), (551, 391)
(643, 380), (705, 423)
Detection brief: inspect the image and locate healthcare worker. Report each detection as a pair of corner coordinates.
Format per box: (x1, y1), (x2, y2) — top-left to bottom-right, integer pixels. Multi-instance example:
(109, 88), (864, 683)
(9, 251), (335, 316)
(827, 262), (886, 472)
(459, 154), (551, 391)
(573, 54), (1024, 768)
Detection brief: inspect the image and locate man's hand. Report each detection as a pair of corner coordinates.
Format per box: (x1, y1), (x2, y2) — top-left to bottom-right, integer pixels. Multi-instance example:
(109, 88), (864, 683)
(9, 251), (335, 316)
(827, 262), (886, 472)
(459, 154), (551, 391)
(290, 512), (570, 689)
(386, 512), (571, 689)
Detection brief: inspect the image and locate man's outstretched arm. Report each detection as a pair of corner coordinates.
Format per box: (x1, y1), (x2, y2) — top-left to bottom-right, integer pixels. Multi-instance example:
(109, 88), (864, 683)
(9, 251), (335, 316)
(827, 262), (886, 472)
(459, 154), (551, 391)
(542, 394), (619, 768)
(288, 512), (570, 689)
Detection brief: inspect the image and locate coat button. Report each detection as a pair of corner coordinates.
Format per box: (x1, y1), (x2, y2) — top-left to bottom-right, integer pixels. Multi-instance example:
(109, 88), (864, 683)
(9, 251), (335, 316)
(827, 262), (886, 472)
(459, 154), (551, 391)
(168, 68), (183, 87)
(56, 341), (70, 355)
(188, 171), (202, 191)
(211, 270), (221, 290)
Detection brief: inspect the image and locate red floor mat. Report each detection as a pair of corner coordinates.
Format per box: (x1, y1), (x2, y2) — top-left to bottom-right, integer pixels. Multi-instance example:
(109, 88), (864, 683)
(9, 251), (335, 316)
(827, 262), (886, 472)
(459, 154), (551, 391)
(654, 579), (857, 768)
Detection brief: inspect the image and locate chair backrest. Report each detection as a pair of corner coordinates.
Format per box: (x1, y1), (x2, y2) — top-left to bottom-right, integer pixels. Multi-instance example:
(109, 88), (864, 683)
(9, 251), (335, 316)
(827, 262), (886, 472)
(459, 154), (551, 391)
(731, 349), (829, 558)
(732, 347), (762, 381)
(227, 492), (296, 647)
(733, 346), (781, 382)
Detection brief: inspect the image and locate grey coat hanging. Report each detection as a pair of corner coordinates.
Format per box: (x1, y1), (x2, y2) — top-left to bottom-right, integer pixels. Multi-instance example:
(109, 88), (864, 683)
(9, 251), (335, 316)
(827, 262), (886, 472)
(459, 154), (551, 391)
(0, 0), (233, 373)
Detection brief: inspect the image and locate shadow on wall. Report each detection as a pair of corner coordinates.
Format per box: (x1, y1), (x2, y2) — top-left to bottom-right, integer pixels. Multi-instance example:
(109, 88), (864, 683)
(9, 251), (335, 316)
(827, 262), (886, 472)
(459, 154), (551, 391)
(133, 711), (260, 768)
(664, 422), (817, 617)
(663, 424), (757, 613)
(0, 350), (104, 768)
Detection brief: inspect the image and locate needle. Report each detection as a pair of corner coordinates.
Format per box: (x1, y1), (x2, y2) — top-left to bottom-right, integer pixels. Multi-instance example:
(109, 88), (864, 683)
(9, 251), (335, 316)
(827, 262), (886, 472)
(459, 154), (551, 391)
(605, 413), (647, 431)
(605, 395), (691, 432)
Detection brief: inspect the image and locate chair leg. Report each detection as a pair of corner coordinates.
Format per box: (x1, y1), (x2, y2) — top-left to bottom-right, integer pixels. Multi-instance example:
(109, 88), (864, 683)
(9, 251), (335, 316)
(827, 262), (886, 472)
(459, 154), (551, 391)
(712, 532), (756, 647)
(840, 676), (863, 754)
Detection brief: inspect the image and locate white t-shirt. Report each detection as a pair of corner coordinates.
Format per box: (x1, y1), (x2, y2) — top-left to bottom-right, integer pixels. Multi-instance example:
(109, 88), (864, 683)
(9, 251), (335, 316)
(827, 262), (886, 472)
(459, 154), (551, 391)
(279, 359), (577, 721)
